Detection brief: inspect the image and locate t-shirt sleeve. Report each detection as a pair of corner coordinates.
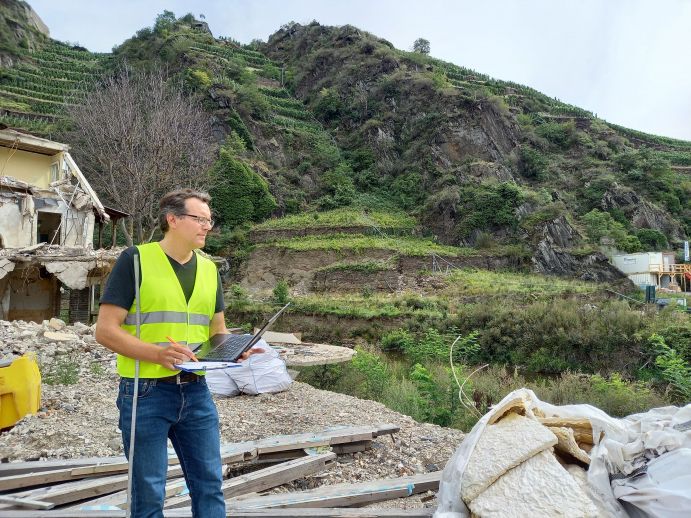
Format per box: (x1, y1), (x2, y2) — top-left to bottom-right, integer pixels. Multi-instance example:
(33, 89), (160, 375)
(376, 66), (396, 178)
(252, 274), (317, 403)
(215, 270), (225, 313)
(100, 246), (138, 310)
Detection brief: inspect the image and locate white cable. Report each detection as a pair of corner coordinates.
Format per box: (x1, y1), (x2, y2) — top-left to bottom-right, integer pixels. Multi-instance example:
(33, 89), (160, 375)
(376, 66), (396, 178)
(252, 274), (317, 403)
(449, 334), (487, 418)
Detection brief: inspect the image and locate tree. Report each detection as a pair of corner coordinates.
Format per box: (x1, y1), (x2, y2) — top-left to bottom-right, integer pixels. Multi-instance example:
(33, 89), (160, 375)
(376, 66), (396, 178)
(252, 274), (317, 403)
(412, 38), (430, 54)
(66, 66), (216, 245)
(210, 138), (277, 229)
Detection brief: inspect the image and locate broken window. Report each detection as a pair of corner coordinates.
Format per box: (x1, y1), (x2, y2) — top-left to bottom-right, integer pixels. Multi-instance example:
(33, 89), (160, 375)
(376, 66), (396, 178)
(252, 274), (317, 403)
(37, 211), (61, 245)
(50, 162), (60, 183)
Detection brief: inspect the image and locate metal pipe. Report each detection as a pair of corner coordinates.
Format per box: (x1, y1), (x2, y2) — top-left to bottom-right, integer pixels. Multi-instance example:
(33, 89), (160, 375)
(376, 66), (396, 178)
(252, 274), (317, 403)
(125, 253), (141, 518)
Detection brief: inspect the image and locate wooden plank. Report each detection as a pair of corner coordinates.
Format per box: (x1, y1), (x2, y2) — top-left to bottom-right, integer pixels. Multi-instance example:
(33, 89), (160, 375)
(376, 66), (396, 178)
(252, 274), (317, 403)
(3, 466), (184, 508)
(65, 473), (189, 511)
(0, 449), (250, 493)
(69, 452), (335, 511)
(0, 457), (124, 477)
(229, 471), (442, 509)
(0, 508), (434, 517)
(331, 441), (372, 455)
(0, 495), (54, 510)
(246, 426), (382, 455)
(0, 466), (128, 492)
(165, 453), (337, 509)
(0, 424), (394, 480)
(372, 424), (400, 437)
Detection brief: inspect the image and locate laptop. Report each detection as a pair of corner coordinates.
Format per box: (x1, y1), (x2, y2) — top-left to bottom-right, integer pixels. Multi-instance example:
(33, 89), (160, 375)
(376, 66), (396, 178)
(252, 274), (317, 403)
(184, 303), (290, 367)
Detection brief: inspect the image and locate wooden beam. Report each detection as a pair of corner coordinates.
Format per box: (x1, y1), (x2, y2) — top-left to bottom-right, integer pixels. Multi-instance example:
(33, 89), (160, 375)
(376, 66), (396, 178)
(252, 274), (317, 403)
(69, 452), (336, 511)
(0, 459), (166, 492)
(229, 471), (442, 510)
(0, 508), (434, 517)
(237, 424), (396, 456)
(331, 441), (372, 455)
(0, 457), (125, 478)
(3, 467), (183, 507)
(0, 495), (54, 510)
(0, 425), (395, 479)
(165, 453), (337, 509)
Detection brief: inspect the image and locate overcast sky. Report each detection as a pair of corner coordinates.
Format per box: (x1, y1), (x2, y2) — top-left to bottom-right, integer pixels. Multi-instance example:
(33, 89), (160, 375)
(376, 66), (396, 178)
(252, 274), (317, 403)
(28, 0), (691, 141)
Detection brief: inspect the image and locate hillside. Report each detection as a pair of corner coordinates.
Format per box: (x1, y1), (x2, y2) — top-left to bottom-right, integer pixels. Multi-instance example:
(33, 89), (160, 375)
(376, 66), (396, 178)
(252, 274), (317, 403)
(262, 22), (690, 251)
(0, 8), (688, 279)
(0, 2), (689, 449)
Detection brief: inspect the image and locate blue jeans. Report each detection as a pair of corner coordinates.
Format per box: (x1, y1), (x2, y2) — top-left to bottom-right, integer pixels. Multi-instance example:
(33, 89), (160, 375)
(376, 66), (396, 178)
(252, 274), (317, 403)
(117, 377), (225, 518)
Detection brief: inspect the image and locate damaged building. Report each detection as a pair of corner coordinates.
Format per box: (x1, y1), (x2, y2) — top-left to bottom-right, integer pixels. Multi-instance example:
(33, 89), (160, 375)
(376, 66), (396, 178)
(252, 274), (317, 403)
(0, 128), (124, 323)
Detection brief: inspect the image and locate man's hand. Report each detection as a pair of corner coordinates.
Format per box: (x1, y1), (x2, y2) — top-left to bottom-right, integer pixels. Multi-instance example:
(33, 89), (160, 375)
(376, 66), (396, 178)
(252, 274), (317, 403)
(237, 347), (265, 362)
(159, 337), (198, 370)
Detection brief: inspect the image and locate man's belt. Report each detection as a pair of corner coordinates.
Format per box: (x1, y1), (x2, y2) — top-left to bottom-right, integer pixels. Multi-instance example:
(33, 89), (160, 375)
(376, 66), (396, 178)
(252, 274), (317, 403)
(154, 371), (202, 384)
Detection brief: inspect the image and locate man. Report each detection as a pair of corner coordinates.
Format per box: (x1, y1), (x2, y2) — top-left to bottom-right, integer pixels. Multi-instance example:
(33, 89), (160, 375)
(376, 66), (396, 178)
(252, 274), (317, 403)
(96, 189), (256, 517)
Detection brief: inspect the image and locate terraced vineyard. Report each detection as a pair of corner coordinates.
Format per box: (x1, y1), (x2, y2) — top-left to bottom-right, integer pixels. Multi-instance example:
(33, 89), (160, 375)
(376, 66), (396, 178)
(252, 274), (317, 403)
(0, 41), (110, 136)
(189, 39), (324, 135)
(428, 58), (593, 117)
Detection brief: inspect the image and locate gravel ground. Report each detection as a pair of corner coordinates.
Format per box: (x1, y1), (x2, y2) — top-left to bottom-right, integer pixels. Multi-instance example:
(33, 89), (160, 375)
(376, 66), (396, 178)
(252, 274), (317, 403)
(0, 319), (465, 510)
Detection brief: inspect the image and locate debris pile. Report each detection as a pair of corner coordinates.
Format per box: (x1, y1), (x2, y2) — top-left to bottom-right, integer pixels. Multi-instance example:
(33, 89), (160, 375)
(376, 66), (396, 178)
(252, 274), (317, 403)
(459, 412), (599, 517)
(0, 424), (446, 516)
(0, 318), (465, 516)
(435, 388), (691, 518)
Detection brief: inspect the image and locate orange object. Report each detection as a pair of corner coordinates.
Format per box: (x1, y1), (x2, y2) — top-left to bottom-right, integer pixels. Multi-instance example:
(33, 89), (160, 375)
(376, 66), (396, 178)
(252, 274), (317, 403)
(0, 354), (41, 429)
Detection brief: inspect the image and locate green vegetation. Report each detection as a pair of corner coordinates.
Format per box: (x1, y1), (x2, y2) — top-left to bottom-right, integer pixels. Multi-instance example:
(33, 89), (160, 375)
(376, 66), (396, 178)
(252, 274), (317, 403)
(41, 355), (80, 385)
(0, 39), (109, 136)
(582, 209), (642, 252)
(442, 269), (598, 298)
(272, 280), (290, 304)
(260, 234), (468, 256)
(318, 260), (394, 273)
(253, 208), (416, 231)
(299, 348), (671, 431)
(210, 139), (277, 229)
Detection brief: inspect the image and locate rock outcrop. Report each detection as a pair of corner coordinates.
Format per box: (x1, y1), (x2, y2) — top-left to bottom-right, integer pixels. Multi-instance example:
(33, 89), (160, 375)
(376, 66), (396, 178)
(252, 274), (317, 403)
(601, 185), (685, 242)
(531, 216), (628, 282)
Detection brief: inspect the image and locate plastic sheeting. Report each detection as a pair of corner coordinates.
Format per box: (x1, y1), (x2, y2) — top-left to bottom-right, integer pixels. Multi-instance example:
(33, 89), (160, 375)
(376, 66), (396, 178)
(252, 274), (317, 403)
(434, 388), (691, 518)
(205, 340), (293, 396)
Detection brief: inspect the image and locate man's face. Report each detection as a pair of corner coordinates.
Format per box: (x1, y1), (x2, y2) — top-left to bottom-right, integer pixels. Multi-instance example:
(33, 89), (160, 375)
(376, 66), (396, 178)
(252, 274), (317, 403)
(170, 198), (212, 249)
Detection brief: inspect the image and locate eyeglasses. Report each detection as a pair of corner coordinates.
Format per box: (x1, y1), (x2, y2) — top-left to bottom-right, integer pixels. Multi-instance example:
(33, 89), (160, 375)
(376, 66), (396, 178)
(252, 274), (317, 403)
(180, 213), (215, 228)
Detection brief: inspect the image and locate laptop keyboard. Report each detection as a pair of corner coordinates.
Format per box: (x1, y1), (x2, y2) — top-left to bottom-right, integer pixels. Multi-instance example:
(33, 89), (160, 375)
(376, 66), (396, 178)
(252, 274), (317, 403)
(200, 334), (253, 362)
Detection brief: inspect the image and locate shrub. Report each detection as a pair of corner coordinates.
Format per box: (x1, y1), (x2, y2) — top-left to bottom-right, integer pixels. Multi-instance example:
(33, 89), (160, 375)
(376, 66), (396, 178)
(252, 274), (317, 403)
(185, 68), (212, 91)
(455, 183), (524, 238)
(350, 347), (390, 399)
(582, 209), (642, 252)
(313, 87), (342, 121)
(380, 329), (415, 352)
(273, 280), (289, 304)
(535, 121), (576, 149)
(636, 229), (668, 251)
(210, 148), (277, 228)
(643, 334), (691, 402)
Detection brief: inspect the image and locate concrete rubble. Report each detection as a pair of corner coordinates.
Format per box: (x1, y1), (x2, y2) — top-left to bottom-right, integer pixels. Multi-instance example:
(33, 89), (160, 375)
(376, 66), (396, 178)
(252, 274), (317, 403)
(0, 244), (123, 290)
(0, 318), (465, 514)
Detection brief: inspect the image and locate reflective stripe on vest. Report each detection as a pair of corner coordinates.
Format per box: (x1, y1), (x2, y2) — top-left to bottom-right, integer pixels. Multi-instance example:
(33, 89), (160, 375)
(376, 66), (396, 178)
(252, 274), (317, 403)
(123, 311), (211, 326)
(117, 242), (218, 378)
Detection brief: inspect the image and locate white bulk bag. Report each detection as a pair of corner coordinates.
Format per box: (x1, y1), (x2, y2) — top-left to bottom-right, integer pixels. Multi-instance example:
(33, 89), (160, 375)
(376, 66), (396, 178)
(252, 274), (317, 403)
(206, 340), (292, 396)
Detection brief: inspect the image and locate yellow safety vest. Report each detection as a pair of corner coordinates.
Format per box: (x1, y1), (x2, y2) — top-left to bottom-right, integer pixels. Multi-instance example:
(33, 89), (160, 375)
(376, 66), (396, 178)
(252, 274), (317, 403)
(117, 242), (218, 378)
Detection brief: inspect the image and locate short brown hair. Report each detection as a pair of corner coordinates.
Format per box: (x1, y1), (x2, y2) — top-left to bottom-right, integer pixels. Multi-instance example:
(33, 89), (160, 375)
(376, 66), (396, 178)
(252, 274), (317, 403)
(159, 188), (211, 233)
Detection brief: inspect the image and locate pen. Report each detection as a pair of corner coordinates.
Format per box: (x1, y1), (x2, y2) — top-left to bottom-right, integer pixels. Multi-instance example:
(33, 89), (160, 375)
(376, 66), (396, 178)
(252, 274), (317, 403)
(165, 336), (198, 362)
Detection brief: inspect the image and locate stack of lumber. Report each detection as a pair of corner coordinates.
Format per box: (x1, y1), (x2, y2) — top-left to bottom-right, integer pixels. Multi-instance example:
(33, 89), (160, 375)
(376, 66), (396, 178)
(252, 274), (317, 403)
(0, 424), (439, 517)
